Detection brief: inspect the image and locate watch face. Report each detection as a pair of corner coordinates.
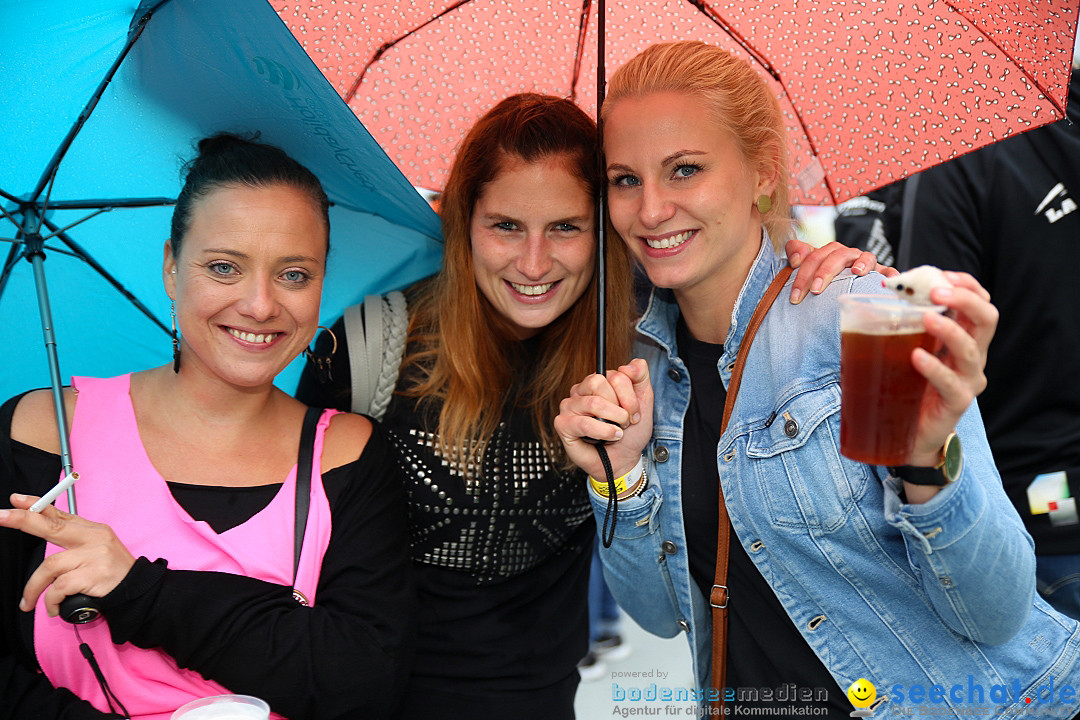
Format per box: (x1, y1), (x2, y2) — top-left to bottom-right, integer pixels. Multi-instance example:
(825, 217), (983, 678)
(943, 434), (963, 482)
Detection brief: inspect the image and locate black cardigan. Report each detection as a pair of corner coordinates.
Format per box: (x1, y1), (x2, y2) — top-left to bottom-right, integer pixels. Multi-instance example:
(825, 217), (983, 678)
(0, 392), (416, 720)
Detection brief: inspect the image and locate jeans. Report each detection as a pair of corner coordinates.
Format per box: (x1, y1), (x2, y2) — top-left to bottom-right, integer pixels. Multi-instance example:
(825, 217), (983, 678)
(1037, 552), (1080, 620)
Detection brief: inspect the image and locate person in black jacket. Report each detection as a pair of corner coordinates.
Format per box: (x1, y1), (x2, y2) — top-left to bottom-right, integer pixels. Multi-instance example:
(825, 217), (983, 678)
(834, 64), (1080, 619)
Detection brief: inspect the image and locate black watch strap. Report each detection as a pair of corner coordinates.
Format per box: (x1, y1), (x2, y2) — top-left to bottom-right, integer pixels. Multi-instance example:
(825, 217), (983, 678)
(888, 433), (963, 487)
(889, 464), (949, 486)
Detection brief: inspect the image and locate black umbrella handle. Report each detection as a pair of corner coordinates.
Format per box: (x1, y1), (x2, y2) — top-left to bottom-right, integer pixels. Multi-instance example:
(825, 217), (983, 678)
(60, 594), (102, 624)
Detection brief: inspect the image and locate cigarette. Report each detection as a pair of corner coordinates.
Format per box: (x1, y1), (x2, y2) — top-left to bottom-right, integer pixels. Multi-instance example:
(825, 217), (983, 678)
(29, 472), (79, 513)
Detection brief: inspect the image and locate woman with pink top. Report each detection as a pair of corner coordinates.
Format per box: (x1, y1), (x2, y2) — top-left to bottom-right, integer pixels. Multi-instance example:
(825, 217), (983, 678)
(0, 133), (415, 719)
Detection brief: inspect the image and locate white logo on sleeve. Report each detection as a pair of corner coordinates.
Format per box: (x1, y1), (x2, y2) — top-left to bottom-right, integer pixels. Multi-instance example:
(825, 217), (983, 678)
(1035, 182), (1077, 224)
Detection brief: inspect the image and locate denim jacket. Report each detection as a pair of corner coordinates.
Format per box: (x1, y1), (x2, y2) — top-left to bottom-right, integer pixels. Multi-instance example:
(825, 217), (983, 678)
(591, 237), (1080, 717)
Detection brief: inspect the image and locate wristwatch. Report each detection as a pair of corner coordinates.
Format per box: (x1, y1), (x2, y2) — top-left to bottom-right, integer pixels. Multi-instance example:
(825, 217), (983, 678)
(889, 433), (963, 487)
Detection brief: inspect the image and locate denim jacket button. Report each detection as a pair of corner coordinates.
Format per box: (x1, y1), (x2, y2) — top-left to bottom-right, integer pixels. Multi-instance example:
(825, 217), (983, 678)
(667, 367), (681, 382)
(783, 418), (798, 438)
(661, 540), (677, 555)
(677, 620), (690, 632)
(653, 446), (670, 463)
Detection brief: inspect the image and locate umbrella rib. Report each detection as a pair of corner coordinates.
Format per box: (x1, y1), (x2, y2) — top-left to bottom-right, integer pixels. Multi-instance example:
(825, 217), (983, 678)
(0, 238), (85, 260)
(685, 0), (781, 83)
(0, 242), (19, 301)
(569, 0), (593, 104)
(29, 6), (160, 207)
(0, 200), (20, 230)
(32, 208), (113, 244)
(344, 0), (477, 104)
(40, 217), (170, 336)
(685, 0), (839, 203)
(34, 198), (177, 210)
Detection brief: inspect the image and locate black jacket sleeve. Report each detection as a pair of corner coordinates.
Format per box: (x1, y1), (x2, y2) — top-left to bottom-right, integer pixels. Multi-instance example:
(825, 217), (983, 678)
(832, 180), (906, 266)
(0, 393), (116, 719)
(100, 425), (416, 720)
(0, 654), (119, 720)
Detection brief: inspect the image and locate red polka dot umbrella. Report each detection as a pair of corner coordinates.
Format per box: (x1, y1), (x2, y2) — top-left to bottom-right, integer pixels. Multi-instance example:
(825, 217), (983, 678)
(276, 0), (1078, 205)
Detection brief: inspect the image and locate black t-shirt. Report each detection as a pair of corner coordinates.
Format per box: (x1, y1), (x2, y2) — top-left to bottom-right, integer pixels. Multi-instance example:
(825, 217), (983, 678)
(676, 318), (848, 717)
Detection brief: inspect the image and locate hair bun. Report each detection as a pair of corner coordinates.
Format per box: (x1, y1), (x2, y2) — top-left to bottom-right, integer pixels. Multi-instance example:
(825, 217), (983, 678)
(196, 131), (261, 156)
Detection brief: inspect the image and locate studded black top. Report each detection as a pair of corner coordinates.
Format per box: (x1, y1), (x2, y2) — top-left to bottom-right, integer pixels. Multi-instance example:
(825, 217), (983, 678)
(380, 349), (594, 705)
(384, 384), (592, 584)
(296, 314), (596, 715)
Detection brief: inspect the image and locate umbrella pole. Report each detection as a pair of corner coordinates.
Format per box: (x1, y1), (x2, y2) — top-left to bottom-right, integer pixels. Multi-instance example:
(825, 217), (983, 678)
(21, 211), (77, 514)
(595, 0), (607, 375)
(588, 0), (621, 551)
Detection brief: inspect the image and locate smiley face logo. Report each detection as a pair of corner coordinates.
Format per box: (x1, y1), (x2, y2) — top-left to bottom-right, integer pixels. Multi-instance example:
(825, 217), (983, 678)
(847, 678), (876, 709)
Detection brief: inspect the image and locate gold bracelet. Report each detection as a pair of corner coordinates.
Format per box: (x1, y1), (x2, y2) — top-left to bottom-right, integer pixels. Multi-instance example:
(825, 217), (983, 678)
(589, 456), (645, 499)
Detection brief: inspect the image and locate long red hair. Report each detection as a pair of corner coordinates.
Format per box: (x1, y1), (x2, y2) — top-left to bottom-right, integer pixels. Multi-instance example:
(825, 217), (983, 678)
(402, 94), (634, 474)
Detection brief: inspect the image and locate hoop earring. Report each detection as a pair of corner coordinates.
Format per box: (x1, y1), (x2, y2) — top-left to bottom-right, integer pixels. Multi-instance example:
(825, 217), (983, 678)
(304, 326), (338, 384)
(756, 194), (772, 214)
(171, 301), (181, 374)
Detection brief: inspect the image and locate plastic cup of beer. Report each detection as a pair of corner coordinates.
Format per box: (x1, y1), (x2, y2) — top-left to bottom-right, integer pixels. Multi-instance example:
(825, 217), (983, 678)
(839, 294), (941, 466)
(171, 695), (271, 720)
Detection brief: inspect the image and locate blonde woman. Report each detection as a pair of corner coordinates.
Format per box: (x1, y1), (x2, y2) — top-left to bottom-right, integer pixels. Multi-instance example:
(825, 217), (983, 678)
(556, 42), (1080, 718)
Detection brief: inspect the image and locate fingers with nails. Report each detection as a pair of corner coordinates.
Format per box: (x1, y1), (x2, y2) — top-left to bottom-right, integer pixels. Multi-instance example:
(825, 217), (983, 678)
(906, 274), (997, 466)
(0, 493), (135, 617)
(555, 359), (654, 480)
(785, 239), (895, 304)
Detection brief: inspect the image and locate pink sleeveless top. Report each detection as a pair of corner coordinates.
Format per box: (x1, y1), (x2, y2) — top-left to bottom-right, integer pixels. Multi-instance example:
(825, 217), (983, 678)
(35, 375), (336, 720)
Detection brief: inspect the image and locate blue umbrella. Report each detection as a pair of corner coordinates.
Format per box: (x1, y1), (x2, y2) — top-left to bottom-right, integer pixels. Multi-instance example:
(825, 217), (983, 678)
(0, 0), (443, 415)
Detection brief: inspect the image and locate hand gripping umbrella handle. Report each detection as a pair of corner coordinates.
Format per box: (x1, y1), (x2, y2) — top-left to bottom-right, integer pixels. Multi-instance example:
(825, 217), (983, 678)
(27, 473), (102, 623)
(59, 594), (102, 624)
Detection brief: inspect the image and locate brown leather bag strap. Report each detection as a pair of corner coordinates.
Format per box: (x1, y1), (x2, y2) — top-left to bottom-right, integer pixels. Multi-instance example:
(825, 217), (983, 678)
(709, 265), (792, 702)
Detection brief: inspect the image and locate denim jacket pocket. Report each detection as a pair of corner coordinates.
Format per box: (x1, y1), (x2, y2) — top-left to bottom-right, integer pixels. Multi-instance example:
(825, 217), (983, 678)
(742, 383), (871, 533)
(589, 483), (661, 540)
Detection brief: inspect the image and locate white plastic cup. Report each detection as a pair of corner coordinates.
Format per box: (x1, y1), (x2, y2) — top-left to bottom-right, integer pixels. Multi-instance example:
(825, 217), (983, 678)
(170, 694), (271, 720)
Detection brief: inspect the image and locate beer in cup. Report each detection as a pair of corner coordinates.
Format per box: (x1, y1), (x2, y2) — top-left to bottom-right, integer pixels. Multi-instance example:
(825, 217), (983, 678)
(839, 294), (942, 466)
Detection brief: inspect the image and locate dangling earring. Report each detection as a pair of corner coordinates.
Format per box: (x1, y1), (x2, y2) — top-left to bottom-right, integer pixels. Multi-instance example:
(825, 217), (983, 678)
(756, 194), (772, 214)
(171, 301), (181, 374)
(304, 326), (338, 384)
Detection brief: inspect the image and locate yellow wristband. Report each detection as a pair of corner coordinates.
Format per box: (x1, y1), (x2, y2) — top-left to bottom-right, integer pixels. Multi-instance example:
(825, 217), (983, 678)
(589, 456), (645, 498)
